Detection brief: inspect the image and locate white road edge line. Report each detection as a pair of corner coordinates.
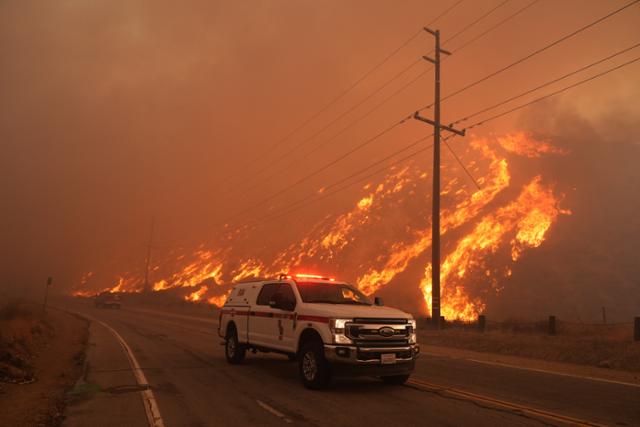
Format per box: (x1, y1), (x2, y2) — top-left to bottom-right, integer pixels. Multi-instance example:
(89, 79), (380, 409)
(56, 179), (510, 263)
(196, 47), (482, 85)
(94, 318), (166, 427)
(256, 399), (293, 424)
(465, 358), (640, 388)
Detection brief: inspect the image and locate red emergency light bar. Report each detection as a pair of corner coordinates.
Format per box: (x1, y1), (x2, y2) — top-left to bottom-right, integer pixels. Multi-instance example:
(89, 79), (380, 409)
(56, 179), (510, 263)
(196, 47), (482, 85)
(279, 273), (336, 282)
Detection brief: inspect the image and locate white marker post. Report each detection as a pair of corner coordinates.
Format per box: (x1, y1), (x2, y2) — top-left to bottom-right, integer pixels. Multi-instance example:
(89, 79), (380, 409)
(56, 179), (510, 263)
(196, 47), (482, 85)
(43, 276), (52, 313)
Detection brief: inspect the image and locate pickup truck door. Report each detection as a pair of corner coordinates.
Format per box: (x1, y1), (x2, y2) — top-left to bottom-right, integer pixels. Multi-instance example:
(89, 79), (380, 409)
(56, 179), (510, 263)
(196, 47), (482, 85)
(248, 283), (281, 348)
(269, 283), (297, 352)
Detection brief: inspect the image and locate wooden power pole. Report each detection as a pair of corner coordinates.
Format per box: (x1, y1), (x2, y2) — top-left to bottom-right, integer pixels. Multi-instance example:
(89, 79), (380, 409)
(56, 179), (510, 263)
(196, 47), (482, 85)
(143, 217), (155, 292)
(414, 28), (465, 328)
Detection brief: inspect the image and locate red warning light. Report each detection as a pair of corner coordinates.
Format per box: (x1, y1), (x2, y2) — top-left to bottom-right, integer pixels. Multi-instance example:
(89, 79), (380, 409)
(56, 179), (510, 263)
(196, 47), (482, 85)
(279, 272), (337, 281)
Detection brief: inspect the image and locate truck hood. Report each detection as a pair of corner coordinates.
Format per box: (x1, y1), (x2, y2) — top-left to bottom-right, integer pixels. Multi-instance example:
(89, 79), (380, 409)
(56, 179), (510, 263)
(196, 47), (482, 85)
(299, 303), (412, 320)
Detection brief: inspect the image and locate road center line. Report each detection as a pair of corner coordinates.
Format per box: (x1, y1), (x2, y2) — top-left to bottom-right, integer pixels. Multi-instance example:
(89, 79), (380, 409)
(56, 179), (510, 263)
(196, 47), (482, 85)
(92, 317), (166, 427)
(407, 378), (606, 427)
(256, 399), (293, 424)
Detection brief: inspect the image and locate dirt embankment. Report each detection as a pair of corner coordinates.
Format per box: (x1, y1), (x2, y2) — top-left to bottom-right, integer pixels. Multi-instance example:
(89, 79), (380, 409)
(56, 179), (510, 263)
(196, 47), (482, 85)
(0, 302), (88, 426)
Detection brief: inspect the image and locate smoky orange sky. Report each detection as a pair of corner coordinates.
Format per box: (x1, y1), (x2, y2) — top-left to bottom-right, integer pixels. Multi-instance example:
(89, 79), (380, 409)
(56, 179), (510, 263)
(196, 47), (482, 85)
(1, 0), (639, 319)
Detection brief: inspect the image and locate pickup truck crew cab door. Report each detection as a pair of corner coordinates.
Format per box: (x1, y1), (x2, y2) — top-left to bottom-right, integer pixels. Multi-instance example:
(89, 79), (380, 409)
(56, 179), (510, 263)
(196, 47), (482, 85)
(249, 283), (281, 348)
(248, 282), (297, 352)
(269, 283), (297, 352)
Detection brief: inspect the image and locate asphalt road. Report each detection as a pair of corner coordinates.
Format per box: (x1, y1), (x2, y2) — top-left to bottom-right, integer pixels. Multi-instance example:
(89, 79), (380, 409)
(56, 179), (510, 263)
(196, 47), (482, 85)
(63, 302), (640, 427)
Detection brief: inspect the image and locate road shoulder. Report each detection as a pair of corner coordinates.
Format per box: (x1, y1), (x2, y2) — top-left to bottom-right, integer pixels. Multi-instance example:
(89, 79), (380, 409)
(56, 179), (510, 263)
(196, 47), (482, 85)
(63, 319), (148, 427)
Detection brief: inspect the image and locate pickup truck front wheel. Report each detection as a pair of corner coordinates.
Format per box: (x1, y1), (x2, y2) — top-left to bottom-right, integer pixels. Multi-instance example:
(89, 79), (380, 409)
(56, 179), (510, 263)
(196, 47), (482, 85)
(225, 327), (246, 364)
(299, 342), (330, 389)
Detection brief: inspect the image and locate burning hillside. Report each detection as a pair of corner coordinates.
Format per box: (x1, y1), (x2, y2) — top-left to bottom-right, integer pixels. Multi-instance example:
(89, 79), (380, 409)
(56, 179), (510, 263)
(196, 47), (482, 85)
(73, 132), (570, 320)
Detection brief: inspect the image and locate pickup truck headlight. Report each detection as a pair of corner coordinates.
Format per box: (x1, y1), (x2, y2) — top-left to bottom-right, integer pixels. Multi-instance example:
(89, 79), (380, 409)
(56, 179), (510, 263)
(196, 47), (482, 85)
(329, 318), (352, 344)
(408, 319), (417, 344)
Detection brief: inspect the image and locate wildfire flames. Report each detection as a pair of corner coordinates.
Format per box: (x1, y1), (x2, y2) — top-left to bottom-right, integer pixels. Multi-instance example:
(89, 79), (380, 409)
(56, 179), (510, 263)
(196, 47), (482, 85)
(73, 132), (570, 320)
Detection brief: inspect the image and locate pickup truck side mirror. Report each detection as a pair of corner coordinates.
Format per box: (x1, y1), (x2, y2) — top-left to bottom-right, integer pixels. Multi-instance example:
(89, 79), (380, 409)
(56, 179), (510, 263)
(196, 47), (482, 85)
(374, 297), (384, 306)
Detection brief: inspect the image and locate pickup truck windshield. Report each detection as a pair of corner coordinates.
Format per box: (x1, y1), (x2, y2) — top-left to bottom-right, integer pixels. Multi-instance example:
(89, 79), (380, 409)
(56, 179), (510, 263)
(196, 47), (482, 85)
(296, 282), (372, 305)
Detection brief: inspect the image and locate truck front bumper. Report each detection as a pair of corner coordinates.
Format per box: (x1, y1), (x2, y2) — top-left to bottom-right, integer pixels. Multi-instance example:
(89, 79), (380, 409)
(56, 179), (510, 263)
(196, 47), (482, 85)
(323, 343), (419, 376)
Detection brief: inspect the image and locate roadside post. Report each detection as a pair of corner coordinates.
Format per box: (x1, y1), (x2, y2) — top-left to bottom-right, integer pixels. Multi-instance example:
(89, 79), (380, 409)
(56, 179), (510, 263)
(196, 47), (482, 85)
(548, 315), (557, 335)
(634, 317), (640, 342)
(43, 276), (52, 313)
(478, 315), (486, 332)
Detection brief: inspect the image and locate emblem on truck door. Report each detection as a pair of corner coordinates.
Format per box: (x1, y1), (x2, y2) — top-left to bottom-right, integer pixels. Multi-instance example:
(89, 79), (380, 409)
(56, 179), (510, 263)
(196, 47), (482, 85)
(378, 327), (395, 337)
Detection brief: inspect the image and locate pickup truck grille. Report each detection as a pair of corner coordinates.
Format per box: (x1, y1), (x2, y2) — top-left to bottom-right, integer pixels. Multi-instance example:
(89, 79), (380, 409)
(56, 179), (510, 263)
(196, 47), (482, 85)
(346, 318), (412, 346)
(352, 318), (408, 324)
(348, 326), (408, 339)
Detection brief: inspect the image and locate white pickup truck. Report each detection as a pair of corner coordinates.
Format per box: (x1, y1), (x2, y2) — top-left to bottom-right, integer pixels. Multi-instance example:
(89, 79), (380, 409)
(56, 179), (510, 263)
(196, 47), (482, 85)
(218, 273), (419, 389)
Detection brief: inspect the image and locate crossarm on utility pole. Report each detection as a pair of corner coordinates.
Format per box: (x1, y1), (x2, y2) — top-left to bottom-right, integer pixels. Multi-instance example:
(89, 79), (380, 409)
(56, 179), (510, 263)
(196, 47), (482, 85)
(413, 112), (466, 136)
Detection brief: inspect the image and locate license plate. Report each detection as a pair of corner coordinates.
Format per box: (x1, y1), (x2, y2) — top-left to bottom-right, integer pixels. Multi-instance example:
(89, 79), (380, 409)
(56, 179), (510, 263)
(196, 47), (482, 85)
(380, 353), (396, 364)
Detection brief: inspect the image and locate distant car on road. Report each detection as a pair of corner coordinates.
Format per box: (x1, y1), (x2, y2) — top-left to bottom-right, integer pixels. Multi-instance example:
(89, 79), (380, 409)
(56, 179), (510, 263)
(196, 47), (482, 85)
(219, 273), (419, 389)
(94, 292), (121, 309)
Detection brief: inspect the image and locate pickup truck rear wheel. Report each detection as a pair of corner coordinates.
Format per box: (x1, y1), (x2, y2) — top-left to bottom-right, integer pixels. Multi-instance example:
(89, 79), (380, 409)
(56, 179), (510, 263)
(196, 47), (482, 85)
(299, 342), (330, 389)
(380, 374), (410, 385)
(225, 328), (246, 364)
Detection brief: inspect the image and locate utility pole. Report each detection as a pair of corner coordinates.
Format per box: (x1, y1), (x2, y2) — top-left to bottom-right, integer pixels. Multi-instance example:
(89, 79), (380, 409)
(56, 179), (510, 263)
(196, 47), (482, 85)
(143, 217), (155, 292)
(413, 28), (465, 328)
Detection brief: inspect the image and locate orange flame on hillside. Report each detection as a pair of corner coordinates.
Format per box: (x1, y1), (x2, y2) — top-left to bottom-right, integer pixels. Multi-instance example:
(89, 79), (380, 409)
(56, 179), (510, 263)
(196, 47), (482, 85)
(75, 133), (570, 317)
(419, 176), (570, 320)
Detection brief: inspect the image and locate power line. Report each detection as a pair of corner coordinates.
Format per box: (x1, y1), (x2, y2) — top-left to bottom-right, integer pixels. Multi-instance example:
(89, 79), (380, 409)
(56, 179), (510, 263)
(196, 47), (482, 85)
(283, 0), (516, 166)
(280, 71), (425, 163)
(452, 41), (640, 125)
(217, 1), (589, 228)
(418, 0), (542, 191)
(418, 0), (640, 111)
(240, 33), (421, 171)
(461, 54), (640, 131)
(444, 0), (513, 47)
(154, 0), (478, 246)
(247, 58), (423, 181)
(232, 2), (469, 192)
(242, 50), (640, 228)
(443, 136), (481, 190)
(449, 0), (541, 54)
(242, 0), (526, 194)
(241, 69), (433, 195)
(255, 134), (434, 221)
(218, 117), (409, 226)
(212, 2), (636, 233)
(426, 0), (468, 27)
(240, 0), (466, 172)
(253, 143), (435, 225)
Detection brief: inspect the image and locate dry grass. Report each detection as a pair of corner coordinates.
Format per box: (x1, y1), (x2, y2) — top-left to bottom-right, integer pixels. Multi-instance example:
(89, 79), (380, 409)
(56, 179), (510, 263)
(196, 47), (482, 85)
(418, 319), (640, 372)
(0, 301), (52, 383)
(0, 301), (35, 321)
(0, 301), (88, 426)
